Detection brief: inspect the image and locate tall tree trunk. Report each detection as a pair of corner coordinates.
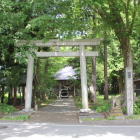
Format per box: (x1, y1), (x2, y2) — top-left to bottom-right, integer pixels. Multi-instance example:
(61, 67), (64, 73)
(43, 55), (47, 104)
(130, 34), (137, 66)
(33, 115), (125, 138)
(104, 43), (108, 100)
(44, 58), (49, 73)
(13, 87), (17, 106)
(8, 86), (12, 103)
(119, 37), (133, 115)
(32, 76), (37, 106)
(117, 70), (124, 94)
(119, 38), (133, 69)
(1, 86), (4, 103)
(90, 56), (96, 102)
(32, 57), (41, 105)
(22, 86), (25, 102)
(40, 57), (49, 101)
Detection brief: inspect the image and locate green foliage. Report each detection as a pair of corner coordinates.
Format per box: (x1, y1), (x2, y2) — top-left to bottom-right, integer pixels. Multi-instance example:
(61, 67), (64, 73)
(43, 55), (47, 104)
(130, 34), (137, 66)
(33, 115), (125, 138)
(0, 0), (140, 109)
(75, 95), (82, 102)
(92, 103), (110, 112)
(126, 115), (140, 120)
(134, 97), (140, 114)
(2, 114), (29, 121)
(0, 104), (15, 114)
(76, 102), (82, 109)
(107, 116), (116, 120)
(74, 96), (82, 109)
(47, 93), (58, 100)
(121, 107), (126, 114)
(82, 118), (104, 121)
(89, 94), (111, 112)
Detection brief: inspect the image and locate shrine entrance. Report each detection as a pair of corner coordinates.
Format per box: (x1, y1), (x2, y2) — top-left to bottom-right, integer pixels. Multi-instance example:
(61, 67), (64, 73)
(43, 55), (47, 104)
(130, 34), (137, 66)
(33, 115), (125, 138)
(16, 38), (103, 112)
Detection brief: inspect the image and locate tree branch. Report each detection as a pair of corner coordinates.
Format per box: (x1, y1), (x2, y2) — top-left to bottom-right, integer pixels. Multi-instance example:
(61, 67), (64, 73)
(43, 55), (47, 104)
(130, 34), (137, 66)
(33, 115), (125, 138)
(129, 0), (137, 33)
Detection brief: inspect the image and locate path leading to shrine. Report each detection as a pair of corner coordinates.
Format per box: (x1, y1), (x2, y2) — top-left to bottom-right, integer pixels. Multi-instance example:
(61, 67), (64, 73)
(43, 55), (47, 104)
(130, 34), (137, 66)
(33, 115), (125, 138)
(26, 97), (79, 124)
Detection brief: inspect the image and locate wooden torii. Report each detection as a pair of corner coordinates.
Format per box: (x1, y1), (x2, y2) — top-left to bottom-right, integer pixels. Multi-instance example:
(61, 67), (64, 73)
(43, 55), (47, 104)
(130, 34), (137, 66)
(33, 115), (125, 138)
(16, 38), (103, 112)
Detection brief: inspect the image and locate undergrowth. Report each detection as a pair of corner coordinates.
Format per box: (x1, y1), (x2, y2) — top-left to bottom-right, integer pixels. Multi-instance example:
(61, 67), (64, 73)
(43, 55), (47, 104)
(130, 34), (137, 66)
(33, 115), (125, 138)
(0, 103), (15, 114)
(1, 114), (29, 121)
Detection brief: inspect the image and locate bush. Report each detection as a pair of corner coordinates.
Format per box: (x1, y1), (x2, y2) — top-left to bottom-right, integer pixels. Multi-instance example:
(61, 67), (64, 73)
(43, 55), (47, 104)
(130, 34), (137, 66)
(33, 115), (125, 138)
(74, 95), (82, 109)
(91, 103), (110, 112)
(47, 93), (57, 100)
(134, 99), (140, 114)
(0, 103), (15, 114)
(121, 107), (126, 114)
(75, 96), (82, 102)
(96, 103), (110, 112)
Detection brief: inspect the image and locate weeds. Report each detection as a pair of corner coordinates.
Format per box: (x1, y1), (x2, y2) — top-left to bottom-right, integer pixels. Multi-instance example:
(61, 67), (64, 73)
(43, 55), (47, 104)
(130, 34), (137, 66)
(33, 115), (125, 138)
(82, 118), (104, 121)
(107, 116), (116, 120)
(1, 114), (29, 121)
(74, 96), (82, 109)
(126, 115), (140, 120)
(91, 103), (110, 113)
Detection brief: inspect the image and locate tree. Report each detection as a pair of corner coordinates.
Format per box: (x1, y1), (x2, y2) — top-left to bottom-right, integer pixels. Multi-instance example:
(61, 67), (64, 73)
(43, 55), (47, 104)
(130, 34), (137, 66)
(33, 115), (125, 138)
(72, 0), (140, 115)
(103, 40), (109, 100)
(90, 56), (96, 102)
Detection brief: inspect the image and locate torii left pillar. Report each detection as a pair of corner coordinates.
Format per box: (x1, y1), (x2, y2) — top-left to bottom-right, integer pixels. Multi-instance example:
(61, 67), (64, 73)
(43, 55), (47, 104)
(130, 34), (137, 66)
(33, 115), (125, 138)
(23, 54), (34, 112)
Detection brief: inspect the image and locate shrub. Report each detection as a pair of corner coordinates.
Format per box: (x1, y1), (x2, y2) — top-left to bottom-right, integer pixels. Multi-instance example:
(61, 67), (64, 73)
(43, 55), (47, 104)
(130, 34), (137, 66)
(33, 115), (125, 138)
(91, 103), (110, 112)
(0, 103), (15, 114)
(121, 107), (126, 114)
(134, 99), (140, 114)
(96, 103), (110, 112)
(74, 96), (82, 109)
(47, 93), (57, 100)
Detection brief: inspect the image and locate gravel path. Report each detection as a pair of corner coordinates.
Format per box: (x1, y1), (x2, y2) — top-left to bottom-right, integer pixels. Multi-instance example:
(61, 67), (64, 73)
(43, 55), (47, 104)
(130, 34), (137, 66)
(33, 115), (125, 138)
(26, 97), (79, 124)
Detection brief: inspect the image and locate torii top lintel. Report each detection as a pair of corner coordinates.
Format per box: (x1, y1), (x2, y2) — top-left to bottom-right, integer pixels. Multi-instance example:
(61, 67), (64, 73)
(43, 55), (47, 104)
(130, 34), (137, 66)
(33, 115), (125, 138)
(16, 38), (104, 47)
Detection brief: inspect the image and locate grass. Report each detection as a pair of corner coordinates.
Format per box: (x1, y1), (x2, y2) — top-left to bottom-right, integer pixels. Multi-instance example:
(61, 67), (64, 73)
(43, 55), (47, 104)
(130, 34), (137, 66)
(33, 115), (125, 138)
(40, 99), (56, 107)
(107, 116), (116, 120)
(74, 94), (111, 110)
(82, 118), (104, 121)
(1, 114), (29, 121)
(75, 93), (140, 121)
(126, 114), (140, 120)
(74, 96), (82, 109)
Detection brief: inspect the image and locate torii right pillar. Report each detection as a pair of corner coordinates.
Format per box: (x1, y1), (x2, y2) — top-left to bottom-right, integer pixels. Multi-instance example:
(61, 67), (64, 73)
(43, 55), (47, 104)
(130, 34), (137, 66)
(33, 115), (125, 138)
(79, 45), (91, 112)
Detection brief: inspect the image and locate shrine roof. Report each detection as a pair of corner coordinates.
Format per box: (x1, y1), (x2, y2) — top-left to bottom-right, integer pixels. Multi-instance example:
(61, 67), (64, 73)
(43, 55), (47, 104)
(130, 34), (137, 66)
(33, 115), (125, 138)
(52, 66), (77, 80)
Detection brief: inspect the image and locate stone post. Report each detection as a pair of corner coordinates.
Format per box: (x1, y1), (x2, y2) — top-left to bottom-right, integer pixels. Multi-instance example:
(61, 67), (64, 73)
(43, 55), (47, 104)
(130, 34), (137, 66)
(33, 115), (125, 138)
(125, 67), (133, 116)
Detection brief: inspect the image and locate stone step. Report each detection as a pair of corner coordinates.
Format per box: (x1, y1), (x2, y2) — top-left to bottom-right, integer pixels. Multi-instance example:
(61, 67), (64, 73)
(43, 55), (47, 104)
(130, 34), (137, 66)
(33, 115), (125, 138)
(110, 109), (123, 113)
(109, 107), (123, 116)
(110, 107), (122, 110)
(109, 112), (124, 116)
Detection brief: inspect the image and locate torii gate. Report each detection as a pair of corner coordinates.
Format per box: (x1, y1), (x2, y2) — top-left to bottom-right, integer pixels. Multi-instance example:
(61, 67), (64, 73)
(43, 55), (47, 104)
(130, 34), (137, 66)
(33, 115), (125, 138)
(16, 38), (103, 112)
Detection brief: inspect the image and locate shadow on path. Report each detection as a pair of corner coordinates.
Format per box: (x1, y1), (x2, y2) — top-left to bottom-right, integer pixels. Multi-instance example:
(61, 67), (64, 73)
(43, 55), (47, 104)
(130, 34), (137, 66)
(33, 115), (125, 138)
(26, 97), (79, 124)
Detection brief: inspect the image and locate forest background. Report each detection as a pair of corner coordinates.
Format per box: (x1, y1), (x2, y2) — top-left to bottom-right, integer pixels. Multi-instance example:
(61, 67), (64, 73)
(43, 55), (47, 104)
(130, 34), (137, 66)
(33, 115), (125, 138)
(0, 0), (140, 115)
